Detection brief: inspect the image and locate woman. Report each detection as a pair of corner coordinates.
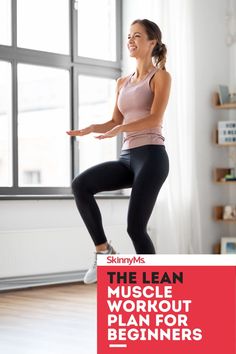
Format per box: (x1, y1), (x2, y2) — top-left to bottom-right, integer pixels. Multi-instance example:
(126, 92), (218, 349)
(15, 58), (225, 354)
(67, 19), (171, 284)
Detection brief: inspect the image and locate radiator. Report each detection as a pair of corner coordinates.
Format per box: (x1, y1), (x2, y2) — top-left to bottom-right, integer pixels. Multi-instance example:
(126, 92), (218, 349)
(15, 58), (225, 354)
(0, 225), (134, 291)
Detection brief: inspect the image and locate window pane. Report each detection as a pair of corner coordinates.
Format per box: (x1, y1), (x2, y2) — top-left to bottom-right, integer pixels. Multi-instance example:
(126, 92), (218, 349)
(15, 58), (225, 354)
(77, 0), (116, 61)
(18, 64), (70, 187)
(17, 0), (69, 54)
(0, 0), (11, 45)
(78, 76), (117, 172)
(0, 62), (12, 186)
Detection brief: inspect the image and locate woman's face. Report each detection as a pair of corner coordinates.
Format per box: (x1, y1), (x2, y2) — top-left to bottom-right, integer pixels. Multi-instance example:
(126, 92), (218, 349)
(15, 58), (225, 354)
(127, 23), (156, 59)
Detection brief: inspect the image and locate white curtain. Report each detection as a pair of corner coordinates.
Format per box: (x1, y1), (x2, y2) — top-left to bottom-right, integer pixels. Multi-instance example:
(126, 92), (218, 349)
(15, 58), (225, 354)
(123, 0), (203, 253)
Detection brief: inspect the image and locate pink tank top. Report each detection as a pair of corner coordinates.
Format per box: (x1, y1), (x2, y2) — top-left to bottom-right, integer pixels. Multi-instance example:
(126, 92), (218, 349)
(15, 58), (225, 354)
(117, 67), (165, 150)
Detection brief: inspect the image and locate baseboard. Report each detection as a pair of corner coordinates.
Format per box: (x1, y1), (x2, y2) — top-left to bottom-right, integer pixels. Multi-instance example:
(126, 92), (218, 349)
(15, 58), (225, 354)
(0, 270), (87, 292)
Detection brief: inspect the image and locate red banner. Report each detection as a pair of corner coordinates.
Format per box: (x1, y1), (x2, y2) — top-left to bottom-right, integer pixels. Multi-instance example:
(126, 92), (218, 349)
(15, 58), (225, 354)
(97, 255), (236, 354)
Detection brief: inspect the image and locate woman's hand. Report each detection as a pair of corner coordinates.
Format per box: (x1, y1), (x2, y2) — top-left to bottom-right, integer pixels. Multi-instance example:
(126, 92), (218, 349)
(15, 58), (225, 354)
(66, 125), (94, 136)
(95, 125), (122, 140)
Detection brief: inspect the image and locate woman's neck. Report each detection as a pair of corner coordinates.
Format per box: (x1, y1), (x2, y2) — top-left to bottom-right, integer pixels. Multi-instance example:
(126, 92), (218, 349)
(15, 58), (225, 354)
(135, 59), (155, 79)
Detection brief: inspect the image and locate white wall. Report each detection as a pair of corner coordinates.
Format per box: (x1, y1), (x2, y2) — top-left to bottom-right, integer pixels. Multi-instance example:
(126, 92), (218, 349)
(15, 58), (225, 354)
(192, 0), (231, 251)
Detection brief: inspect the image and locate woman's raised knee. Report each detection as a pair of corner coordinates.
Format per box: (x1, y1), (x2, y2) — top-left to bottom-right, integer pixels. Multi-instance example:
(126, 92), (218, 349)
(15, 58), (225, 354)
(72, 174), (86, 195)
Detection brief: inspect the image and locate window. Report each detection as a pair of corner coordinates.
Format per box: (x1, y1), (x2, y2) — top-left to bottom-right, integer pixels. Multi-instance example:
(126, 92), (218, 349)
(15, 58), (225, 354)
(0, 0), (122, 198)
(17, 0), (69, 54)
(23, 170), (41, 185)
(78, 76), (117, 172)
(0, 0), (11, 45)
(18, 64), (70, 187)
(0, 61), (12, 187)
(77, 0), (116, 61)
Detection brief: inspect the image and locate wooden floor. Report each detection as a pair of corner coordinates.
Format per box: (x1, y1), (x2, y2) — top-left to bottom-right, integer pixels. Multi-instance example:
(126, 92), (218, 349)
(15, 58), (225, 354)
(0, 283), (97, 354)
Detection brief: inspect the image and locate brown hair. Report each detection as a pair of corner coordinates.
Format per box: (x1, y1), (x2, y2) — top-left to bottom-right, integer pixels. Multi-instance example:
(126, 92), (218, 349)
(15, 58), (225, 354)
(131, 19), (167, 70)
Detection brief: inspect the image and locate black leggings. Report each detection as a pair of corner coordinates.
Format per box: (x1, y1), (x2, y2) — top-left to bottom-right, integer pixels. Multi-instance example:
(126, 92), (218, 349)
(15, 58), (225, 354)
(72, 145), (169, 254)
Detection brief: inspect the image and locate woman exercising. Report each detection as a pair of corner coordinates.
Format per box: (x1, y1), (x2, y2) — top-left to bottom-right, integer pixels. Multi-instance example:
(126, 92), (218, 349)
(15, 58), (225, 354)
(67, 19), (171, 284)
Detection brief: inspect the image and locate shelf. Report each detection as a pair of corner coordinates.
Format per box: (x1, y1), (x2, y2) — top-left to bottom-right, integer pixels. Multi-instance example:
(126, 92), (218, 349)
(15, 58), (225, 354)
(212, 92), (236, 109)
(212, 91), (236, 229)
(215, 181), (236, 184)
(213, 168), (236, 183)
(213, 206), (236, 223)
(213, 242), (221, 254)
(216, 144), (236, 146)
(215, 219), (236, 223)
(213, 129), (236, 146)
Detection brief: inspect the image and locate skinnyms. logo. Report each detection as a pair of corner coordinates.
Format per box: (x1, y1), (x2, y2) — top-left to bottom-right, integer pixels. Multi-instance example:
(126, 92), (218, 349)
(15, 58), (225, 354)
(107, 256), (145, 265)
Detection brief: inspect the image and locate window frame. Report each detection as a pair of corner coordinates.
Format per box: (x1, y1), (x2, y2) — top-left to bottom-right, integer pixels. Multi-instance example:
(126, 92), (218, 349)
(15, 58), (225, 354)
(0, 0), (123, 199)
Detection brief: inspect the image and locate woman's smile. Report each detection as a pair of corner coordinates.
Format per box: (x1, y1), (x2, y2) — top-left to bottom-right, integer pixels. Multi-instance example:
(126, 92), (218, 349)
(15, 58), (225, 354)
(129, 45), (137, 52)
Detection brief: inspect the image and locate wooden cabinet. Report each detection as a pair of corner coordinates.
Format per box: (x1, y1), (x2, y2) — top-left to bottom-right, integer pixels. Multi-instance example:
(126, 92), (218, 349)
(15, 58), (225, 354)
(212, 92), (236, 236)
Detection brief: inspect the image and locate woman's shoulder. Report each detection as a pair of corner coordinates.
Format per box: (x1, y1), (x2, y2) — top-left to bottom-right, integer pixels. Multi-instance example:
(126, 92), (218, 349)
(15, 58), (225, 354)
(116, 75), (130, 93)
(117, 75), (130, 86)
(153, 69), (171, 84)
(150, 69), (171, 91)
